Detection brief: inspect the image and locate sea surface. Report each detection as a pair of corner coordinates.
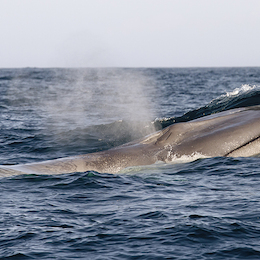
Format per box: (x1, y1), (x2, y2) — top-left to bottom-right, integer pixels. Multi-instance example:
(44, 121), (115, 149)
(1, 67), (260, 259)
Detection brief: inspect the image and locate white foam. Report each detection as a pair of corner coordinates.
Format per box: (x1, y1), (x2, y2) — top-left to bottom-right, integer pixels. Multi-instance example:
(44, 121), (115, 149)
(165, 152), (208, 164)
(225, 84), (258, 97)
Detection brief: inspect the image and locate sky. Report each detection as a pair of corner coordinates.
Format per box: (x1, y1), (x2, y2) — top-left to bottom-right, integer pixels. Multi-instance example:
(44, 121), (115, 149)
(0, 0), (260, 68)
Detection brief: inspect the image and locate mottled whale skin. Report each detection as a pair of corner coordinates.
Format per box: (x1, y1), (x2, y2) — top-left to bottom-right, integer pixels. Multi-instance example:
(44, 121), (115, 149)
(1, 105), (260, 176)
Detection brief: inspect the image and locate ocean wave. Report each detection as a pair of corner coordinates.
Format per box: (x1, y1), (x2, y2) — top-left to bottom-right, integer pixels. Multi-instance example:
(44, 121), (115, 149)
(157, 84), (260, 129)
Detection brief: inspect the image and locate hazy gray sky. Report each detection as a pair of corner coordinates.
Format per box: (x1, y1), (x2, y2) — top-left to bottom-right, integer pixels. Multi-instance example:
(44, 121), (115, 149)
(1, 0), (259, 68)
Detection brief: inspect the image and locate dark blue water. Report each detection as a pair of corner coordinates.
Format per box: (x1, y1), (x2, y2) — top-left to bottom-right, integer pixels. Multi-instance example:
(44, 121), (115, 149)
(1, 68), (260, 259)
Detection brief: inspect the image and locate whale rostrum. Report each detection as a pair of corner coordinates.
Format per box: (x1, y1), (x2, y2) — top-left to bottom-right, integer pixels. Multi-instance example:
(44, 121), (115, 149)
(1, 105), (260, 176)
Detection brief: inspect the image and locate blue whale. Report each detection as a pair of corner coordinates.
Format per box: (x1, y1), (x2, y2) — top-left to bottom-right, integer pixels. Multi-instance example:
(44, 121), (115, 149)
(1, 105), (260, 176)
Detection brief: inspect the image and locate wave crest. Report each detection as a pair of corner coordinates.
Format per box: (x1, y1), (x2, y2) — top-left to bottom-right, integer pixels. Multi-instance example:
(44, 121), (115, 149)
(157, 84), (260, 129)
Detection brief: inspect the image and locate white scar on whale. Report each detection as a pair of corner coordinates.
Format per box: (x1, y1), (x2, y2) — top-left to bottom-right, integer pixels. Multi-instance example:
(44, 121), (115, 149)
(1, 105), (260, 176)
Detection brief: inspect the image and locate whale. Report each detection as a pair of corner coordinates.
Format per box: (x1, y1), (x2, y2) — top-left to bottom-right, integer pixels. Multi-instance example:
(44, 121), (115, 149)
(1, 105), (260, 176)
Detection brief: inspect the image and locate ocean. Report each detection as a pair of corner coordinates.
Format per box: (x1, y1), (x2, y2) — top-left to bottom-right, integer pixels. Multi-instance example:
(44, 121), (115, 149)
(0, 67), (260, 259)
